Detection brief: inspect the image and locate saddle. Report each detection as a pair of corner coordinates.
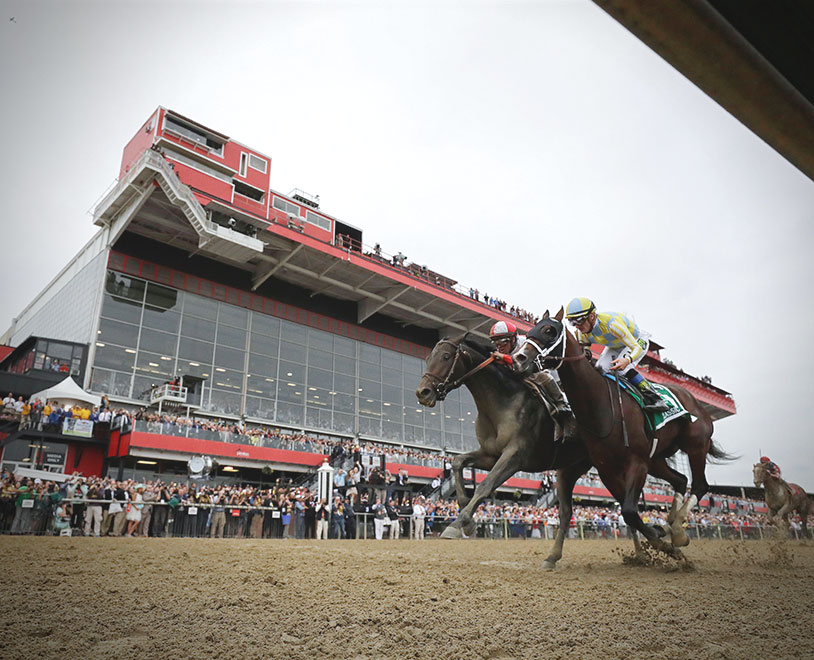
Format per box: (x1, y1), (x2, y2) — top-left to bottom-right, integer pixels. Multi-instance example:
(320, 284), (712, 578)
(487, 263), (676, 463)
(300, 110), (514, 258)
(602, 373), (690, 431)
(522, 376), (556, 417)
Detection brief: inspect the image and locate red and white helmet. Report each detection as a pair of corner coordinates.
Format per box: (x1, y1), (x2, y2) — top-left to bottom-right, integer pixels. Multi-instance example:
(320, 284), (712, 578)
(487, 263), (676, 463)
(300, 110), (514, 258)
(489, 320), (518, 341)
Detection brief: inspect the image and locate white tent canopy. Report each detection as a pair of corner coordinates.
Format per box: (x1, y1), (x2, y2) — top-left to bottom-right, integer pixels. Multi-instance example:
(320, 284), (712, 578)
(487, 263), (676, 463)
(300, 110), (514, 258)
(30, 376), (101, 407)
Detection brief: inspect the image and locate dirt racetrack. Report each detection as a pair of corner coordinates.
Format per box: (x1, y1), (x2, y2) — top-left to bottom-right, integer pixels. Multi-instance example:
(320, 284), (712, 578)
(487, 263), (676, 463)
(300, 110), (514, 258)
(2, 536), (812, 660)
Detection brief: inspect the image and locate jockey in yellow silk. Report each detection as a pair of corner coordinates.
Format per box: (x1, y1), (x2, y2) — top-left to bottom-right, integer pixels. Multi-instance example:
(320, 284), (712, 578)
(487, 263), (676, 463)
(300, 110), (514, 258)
(565, 297), (668, 413)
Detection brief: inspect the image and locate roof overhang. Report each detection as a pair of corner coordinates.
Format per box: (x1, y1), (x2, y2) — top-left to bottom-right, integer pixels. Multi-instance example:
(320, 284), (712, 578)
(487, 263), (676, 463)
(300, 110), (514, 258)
(594, 0), (814, 182)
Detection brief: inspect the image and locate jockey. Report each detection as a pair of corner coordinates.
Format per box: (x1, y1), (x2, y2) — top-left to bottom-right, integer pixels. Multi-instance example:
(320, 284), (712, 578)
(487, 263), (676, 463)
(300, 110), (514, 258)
(489, 320), (576, 441)
(759, 456), (781, 479)
(564, 297), (668, 413)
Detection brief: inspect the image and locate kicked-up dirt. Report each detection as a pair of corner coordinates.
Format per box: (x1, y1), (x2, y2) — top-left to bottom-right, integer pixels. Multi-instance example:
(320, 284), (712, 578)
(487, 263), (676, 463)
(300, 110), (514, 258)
(1, 536), (812, 660)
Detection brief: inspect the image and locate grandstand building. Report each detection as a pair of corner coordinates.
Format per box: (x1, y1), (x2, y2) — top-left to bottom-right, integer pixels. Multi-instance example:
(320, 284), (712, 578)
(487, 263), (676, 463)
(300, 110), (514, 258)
(0, 108), (736, 495)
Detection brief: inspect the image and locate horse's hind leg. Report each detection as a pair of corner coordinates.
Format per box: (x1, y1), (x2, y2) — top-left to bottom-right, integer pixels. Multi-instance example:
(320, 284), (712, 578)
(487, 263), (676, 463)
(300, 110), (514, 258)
(542, 459), (590, 570)
(648, 457), (689, 546)
(616, 459), (681, 558)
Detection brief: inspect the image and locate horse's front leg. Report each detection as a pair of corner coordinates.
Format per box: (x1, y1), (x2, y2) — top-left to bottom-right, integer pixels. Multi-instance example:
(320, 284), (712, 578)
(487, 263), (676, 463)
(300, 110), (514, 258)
(440, 449), (497, 539)
(451, 449), (495, 509)
(442, 445), (521, 539)
(542, 459), (590, 570)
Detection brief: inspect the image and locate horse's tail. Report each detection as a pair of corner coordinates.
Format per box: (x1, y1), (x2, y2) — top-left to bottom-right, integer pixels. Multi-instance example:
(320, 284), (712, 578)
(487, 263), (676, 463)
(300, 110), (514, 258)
(707, 439), (737, 464)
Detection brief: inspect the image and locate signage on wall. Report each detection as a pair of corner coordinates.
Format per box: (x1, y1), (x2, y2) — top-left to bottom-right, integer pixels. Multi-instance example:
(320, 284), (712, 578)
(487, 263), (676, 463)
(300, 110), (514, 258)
(44, 453), (64, 466)
(63, 419), (94, 438)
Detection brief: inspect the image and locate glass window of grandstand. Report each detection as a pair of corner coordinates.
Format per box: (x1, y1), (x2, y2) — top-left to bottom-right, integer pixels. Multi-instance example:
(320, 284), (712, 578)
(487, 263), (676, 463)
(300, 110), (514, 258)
(91, 271), (474, 457)
(8, 339), (85, 380)
(1, 439), (67, 474)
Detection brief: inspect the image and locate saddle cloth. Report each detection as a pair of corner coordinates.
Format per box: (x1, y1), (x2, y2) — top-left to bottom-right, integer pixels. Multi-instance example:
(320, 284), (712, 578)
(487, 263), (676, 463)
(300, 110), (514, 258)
(603, 374), (689, 431)
(788, 483), (806, 499)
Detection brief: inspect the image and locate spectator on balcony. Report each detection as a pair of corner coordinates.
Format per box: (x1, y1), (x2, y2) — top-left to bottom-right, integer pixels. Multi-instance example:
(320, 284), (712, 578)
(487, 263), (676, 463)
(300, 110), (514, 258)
(392, 252), (407, 267)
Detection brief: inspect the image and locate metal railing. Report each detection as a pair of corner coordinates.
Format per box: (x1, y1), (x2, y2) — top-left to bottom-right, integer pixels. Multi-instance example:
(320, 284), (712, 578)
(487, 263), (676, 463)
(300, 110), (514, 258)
(3, 499), (812, 542)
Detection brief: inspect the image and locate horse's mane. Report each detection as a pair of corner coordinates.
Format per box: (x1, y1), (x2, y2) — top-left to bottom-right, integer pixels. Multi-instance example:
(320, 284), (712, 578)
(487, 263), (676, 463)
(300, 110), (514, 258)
(458, 334), (527, 391)
(460, 334), (494, 358)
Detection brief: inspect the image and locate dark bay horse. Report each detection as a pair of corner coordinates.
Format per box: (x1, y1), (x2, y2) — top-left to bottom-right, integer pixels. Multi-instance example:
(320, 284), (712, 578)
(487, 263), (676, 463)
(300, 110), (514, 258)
(512, 309), (731, 556)
(416, 335), (592, 569)
(753, 463), (812, 538)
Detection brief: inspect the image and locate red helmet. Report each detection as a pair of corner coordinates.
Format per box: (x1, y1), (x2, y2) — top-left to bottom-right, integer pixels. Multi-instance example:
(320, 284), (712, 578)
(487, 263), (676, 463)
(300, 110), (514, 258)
(489, 320), (518, 340)
(760, 456), (771, 464)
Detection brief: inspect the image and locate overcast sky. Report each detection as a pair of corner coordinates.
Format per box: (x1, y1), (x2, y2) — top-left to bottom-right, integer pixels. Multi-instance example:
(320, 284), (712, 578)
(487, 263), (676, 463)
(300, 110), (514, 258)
(2, 1), (812, 490)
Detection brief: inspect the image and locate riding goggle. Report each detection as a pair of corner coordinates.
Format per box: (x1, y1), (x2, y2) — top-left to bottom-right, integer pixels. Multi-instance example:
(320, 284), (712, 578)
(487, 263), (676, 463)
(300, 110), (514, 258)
(492, 337), (514, 348)
(567, 315), (591, 326)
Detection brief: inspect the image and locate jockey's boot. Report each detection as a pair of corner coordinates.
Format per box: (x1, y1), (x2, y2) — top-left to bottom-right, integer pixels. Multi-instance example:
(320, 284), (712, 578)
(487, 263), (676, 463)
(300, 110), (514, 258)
(536, 371), (578, 441)
(636, 379), (669, 413)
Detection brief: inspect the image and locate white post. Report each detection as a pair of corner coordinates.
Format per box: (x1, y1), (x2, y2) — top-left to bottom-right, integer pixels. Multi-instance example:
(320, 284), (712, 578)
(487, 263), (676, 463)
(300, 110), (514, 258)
(317, 459), (334, 505)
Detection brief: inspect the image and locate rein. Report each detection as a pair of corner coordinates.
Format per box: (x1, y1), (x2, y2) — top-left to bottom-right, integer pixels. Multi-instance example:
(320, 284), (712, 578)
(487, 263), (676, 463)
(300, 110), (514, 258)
(523, 326), (620, 440)
(422, 341), (495, 400)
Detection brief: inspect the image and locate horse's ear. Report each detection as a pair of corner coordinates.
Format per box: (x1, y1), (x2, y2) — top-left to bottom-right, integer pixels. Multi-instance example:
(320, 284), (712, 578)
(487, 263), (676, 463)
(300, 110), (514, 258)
(542, 310), (550, 320)
(554, 307), (564, 322)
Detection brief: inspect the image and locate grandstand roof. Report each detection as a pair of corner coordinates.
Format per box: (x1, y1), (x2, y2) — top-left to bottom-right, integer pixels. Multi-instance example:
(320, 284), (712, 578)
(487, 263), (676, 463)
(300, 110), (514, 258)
(595, 0), (814, 183)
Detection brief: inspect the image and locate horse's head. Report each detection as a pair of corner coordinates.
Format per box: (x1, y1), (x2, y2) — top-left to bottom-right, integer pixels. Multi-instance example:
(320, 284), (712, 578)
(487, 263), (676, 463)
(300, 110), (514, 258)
(753, 462), (768, 487)
(416, 335), (487, 407)
(512, 308), (566, 376)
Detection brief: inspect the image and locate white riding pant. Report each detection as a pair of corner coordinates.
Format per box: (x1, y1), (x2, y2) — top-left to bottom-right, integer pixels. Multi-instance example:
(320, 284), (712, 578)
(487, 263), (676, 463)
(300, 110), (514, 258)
(595, 338), (649, 376)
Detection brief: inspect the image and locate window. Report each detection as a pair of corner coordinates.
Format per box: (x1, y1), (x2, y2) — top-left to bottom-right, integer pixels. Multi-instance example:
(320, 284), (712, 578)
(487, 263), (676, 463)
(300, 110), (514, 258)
(306, 210), (330, 231)
(164, 116), (224, 155)
(105, 272), (145, 302)
(248, 154), (267, 173)
(97, 319), (139, 348)
(239, 153), (248, 177)
(233, 180), (264, 202)
(272, 196), (301, 217)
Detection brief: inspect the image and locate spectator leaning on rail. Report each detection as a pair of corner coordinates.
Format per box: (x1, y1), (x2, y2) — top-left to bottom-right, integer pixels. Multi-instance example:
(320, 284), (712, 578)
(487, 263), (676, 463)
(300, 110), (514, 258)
(564, 297), (668, 413)
(489, 320), (577, 441)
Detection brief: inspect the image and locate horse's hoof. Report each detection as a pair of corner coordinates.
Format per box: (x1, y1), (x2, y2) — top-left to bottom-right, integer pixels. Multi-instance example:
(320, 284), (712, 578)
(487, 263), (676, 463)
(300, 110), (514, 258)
(440, 525), (463, 539)
(654, 524), (670, 539)
(671, 529), (690, 548)
(542, 559), (557, 571)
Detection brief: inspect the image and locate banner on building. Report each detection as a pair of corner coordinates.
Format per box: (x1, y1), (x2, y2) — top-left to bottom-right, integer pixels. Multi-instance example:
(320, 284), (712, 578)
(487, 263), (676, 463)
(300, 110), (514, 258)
(63, 418), (94, 438)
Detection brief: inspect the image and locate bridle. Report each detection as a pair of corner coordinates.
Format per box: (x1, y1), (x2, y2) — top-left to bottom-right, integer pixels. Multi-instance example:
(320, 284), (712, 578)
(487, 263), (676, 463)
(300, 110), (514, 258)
(521, 323), (573, 370)
(421, 340), (495, 401)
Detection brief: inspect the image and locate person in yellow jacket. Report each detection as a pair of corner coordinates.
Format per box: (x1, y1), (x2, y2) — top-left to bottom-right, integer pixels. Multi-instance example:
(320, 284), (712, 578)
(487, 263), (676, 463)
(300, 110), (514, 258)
(565, 297), (668, 413)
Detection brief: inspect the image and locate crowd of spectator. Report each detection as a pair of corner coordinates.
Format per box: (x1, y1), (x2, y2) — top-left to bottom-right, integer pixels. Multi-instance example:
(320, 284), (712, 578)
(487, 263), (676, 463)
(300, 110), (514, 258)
(0, 470), (435, 540)
(1, 392), (135, 433)
(465, 289), (538, 324)
(136, 410), (448, 467)
(3, 468), (810, 541)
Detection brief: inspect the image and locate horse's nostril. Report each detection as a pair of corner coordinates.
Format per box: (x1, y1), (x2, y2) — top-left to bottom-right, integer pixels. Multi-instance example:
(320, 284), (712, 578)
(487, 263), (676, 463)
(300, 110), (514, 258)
(417, 388), (431, 399)
(515, 353), (525, 363)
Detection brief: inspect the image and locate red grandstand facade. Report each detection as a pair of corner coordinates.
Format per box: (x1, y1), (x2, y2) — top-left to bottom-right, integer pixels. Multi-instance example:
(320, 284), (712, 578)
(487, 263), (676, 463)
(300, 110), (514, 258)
(1, 107), (736, 493)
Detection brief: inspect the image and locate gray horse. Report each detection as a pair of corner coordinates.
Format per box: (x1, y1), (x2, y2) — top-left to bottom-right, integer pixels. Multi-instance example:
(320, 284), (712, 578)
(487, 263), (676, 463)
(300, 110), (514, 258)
(753, 462), (812, 539)
(416, 335), (592, 570)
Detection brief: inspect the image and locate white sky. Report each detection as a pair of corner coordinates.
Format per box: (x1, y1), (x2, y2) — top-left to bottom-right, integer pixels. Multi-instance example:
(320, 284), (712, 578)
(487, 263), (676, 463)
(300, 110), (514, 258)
(2, 1), (813, 490)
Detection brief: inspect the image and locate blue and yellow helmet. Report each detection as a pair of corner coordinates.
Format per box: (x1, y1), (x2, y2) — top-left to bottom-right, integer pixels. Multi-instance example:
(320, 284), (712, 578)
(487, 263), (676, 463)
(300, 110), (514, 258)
(565, 297), (595, 319)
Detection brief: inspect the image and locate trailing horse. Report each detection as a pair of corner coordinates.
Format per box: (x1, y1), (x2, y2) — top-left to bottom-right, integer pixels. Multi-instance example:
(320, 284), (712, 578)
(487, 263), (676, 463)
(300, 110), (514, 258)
(753, 462), (812, 539)
(512, 309), (732, 557)
(416, 335), (592, 569)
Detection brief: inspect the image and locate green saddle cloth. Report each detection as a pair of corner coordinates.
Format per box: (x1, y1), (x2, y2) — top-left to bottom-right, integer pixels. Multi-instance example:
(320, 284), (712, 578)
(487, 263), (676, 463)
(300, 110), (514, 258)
(604, 375), (690, 431)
